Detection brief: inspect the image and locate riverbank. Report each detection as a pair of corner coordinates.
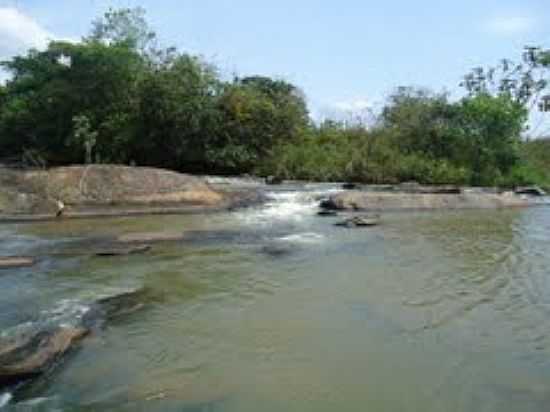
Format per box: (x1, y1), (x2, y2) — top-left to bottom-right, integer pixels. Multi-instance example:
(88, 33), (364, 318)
(0, 165), (547, 222)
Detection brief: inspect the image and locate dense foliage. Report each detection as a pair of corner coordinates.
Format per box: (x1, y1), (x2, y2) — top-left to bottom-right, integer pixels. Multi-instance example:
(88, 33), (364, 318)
(0, 7), (548, 187)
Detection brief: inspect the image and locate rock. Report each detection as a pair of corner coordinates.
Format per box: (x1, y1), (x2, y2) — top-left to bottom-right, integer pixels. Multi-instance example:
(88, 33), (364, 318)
(265, 175), (283, 185)
(0, 165), (226, 215)
(260, 244), (295, 258)
(0, 327), (88, 388)
(515, 186), (547, 197)
(85, 288), (152, 326)
(0, 287), (152, 393)
(95, 245), (151, 257)
(317, 210), (338, 217)
(397, 182), (461, 194)
(225, 189), (268, 210)
(342, 183), (358, 190)
(323, 191), (529, 211)
(335, 215), (381, 228)
(0, 257), (35, 270)
(116, 232), (185, 244)
(398, 181), (421, 192)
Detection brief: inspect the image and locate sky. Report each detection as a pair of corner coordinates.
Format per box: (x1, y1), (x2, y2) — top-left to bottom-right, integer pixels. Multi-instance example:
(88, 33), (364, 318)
(0, 0), (549, 124)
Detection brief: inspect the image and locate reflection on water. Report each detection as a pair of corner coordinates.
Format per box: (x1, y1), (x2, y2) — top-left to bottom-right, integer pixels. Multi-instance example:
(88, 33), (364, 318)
(1, 187), (550, 411)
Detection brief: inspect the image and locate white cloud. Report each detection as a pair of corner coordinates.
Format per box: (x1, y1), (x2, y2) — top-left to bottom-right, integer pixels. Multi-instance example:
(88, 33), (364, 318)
(0, 7), (55, 60)
(331, 98), (372, 113)
(484, 15), (535, 35)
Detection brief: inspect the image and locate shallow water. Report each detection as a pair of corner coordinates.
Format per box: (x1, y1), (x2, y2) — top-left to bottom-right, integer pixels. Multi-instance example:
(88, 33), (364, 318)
(2, 184), (550, 411)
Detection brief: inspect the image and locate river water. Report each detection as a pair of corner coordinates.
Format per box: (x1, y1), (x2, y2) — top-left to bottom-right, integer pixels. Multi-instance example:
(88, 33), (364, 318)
(1, 183), (550, 411)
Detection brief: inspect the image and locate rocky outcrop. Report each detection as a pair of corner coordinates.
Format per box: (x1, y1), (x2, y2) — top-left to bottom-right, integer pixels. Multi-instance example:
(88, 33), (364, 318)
(0, 165), (224, 213)
(0, 165), (269, 219)
(322, 191), (529, 211)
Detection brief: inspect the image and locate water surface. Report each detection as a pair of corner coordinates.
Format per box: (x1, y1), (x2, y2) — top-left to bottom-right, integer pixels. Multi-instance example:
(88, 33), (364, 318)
(1, 184), (550, 411)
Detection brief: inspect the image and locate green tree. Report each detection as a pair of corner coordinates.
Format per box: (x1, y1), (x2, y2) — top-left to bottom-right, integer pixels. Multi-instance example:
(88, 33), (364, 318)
(134, 54), (222, 171)
(214, 76), (309, 173)
(0, 40), (145, 163)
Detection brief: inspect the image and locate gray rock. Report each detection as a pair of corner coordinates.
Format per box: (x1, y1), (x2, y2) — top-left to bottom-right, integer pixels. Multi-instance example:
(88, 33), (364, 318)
(0, 327), (88, 388)
(323, 191), (528, 211)
(265, 175), (283, 185)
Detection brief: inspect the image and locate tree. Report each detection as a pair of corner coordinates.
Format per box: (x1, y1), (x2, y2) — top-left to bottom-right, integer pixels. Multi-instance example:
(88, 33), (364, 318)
(381, 87), (461, 160)
(86, 7), (156, 53)
(461, 46), (549, 111)
(455, 94), (527, 184)
(213, 76), (309, 173)
(134, 54), (222, 171)
(0, 40), (145, 163)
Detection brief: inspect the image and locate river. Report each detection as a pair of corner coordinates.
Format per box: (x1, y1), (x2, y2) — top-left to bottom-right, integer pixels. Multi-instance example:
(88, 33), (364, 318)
(1, 183), (550, 411)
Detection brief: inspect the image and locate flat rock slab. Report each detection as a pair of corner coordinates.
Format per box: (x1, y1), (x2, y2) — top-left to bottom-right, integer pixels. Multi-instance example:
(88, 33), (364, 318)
(0, 257), (35, 270)
(95, 245), (151, 257)
(323, 191), (529, 211)
(116, 232), (185, 243)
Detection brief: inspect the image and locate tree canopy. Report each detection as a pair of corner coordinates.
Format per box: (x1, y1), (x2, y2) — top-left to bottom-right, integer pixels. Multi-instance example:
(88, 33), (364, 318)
(0, 7), (548, 188)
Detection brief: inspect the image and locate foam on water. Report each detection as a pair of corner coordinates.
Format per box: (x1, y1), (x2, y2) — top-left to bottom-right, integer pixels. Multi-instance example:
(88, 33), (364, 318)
(41, 299), (91, 328)
(277, 232), (326, 244)
(0, 393), (12, 409)
(237, 188), (342, 225)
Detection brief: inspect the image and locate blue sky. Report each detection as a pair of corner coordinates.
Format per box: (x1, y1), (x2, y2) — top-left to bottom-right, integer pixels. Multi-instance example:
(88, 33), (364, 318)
(0, 0), (549, 122)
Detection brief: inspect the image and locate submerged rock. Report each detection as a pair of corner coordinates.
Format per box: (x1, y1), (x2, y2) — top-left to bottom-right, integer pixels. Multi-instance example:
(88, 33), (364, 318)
(0, 327), (88, 388)
(116, 232), (185, 244)
(317, 209), (338, 217)
(342, 183), (358, 190)
(0, 257), (35, 270)
(94, 288), (151, 321)
(335, 215), (381, 228)
(260, 244), (295, 258)
(95, 245), (151, 257)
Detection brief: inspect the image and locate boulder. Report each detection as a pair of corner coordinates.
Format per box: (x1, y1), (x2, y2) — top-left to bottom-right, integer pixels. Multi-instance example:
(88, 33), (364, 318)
(0, 327), (88, 388)
(0, 287), (151, 393)
(265, 175), (283, 185)
(0, 257), (35, 270)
